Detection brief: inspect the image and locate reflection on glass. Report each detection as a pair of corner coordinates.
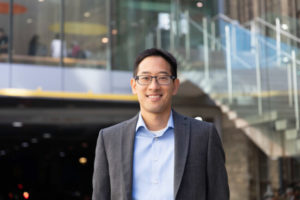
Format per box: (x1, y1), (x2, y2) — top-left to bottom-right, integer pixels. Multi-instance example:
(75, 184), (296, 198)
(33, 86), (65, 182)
(0, 1), (9, 64)
(0, 28), (8, 55)
(64, 0), (108, 68)
(8, 0), (108, 68)
(12, 0), (60, 66)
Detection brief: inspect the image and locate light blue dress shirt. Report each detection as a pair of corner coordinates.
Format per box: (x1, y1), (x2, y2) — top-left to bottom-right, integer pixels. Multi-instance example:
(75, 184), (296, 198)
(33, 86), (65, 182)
(132, 112), (175, 200)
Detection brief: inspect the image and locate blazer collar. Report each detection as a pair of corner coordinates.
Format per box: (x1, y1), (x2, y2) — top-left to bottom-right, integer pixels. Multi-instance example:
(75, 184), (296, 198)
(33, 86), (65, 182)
(121, 114), (139, 200)
(173, 110), (190, 198)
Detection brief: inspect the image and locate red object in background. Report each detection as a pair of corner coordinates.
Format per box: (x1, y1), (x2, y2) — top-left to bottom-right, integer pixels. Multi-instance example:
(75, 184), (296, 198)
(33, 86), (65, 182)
(0, 2), (27, 14)
(8, 192), (13, 199)
(17, 183), (23, 190)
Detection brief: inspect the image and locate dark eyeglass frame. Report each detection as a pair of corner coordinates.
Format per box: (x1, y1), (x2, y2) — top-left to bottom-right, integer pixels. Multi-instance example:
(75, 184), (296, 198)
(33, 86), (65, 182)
(134, 75), (176, 85)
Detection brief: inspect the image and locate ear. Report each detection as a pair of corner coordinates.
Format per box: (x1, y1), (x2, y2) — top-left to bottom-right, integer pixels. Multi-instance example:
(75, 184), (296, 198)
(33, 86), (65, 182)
(130, 78), (137, 94)
(172, 78), (180, 95)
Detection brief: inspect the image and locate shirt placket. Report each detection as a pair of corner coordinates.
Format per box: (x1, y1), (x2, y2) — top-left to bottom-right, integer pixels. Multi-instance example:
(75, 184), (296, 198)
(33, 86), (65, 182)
(151, 136), (160, 200)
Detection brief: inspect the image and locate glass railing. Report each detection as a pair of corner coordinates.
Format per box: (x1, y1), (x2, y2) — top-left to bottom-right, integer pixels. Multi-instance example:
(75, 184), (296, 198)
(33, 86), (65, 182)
(169, 12), (300, 157)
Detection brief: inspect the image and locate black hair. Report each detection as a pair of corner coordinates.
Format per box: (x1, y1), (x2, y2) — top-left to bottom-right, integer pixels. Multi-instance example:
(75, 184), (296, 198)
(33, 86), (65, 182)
(133, 48), (177, 78)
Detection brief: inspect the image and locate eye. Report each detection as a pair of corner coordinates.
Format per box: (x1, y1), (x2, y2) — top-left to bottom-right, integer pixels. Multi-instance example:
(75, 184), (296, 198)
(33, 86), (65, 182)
(158, 76), (168, 80)
(140, 76), (151, 81)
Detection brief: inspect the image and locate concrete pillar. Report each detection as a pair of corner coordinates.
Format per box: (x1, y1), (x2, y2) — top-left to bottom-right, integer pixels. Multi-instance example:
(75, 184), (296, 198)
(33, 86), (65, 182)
(222, 116), (251, 200)
(281, 0), (289, 17)
(268, 159), (280, 190)
(252, 0), (260, 19)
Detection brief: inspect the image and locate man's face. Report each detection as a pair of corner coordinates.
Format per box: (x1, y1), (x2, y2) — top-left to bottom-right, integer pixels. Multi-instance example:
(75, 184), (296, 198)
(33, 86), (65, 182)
(131, 56), (180, 116)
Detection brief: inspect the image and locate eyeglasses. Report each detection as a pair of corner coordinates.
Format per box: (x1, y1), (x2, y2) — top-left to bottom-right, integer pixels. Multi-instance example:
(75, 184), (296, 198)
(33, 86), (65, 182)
(135, 75), (176, 85)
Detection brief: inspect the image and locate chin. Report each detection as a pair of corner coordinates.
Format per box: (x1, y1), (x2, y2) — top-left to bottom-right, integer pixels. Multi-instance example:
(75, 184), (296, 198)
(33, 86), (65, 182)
(144, 106), (169, 114)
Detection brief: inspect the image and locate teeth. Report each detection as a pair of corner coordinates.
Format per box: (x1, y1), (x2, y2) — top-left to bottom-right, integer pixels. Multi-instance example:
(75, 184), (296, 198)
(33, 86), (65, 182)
(148, 95), (160, 98)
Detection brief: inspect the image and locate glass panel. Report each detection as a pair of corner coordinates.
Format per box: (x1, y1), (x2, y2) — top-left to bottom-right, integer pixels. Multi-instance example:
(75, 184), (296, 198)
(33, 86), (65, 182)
(111, 0), (172, 71)
(13, 0), (60, 66)
(0, 0), (10, 63)
(64, 0), (107, 69)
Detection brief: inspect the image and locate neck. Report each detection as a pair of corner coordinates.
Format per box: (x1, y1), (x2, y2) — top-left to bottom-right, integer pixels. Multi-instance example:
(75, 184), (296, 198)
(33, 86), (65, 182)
(140, 109), (171, 131)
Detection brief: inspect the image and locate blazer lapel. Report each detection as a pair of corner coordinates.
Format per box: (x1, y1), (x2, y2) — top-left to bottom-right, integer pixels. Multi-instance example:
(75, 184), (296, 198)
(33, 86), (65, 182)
(173, 110), (190, 198)
(121, 114), (138, 200)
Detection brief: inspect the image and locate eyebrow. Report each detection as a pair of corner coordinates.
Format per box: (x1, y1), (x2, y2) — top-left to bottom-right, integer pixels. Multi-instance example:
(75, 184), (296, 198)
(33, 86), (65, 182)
(139, 71), (170, 75)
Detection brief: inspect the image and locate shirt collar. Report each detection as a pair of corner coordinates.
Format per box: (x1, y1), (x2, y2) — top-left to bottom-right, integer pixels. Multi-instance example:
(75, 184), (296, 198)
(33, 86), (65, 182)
(136, 111), (174, 132)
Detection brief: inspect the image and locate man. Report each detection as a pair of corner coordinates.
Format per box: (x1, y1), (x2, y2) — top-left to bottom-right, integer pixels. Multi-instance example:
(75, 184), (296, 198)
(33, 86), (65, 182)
(92, 48), (229, 200)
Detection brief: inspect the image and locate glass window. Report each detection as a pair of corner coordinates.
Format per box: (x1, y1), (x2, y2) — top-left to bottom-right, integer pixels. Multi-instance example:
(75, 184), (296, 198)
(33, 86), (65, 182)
(64, 0), (108, 69)
(13, 0), (60, 66)
(111, 0), (172, 70)
(0, 0), (10, 63)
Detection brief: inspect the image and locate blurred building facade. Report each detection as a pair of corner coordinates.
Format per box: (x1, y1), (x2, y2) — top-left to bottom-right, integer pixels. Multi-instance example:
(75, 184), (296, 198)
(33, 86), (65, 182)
(0, 0), (300, 199)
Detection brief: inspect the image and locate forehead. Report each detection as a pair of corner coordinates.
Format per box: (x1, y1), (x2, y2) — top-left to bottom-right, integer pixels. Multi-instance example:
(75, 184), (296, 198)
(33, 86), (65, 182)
(137, 56), (171, 74)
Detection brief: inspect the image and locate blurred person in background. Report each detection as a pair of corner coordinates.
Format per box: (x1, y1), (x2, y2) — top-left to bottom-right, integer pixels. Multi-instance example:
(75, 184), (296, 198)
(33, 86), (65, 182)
(286, 187), (295, 200)
(28, 35), (39, 56)
(51, 33), (67, 58)
(0, 28), (8, 54)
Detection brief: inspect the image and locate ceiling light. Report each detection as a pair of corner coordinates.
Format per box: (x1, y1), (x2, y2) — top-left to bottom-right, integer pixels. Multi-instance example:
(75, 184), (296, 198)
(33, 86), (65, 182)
(59, 152), (65, 157)
(0, 150), (6, 156)
(21, 142), (29, 148)
(12, 122), (23, 127)
(196, 2), (203, 8)
(101, 37), (109, 44)
(38, 0), (44, 2)
(26, 18), (33, 24)
(79, 157), (87, 165)
(194, 116), (203, 121)
(31, 138), (38, 143)
(43, 133), (52, 139)
(84, 12), (91, 18)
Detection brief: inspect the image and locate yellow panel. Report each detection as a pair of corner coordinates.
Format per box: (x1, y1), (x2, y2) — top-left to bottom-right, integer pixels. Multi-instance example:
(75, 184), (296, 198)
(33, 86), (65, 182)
(50, 22), (107, 35)
(0, 88), (138, 102)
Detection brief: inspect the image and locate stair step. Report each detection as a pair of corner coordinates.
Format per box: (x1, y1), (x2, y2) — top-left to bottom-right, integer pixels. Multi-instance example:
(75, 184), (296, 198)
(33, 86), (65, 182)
(285, 129), (298, 140)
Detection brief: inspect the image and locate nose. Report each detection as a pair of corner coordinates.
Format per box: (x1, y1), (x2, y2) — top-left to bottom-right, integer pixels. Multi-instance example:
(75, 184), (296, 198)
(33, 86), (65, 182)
(148, 77), (160, 89)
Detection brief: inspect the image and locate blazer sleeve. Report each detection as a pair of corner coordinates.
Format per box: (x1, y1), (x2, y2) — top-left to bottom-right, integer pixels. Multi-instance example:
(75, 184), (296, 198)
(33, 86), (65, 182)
(207, 125), (230, 200)
(92, 129), (111, 200)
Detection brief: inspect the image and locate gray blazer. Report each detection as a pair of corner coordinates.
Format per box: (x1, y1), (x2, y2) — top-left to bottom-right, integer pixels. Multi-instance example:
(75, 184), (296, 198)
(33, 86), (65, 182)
(92, 110), (229, 200)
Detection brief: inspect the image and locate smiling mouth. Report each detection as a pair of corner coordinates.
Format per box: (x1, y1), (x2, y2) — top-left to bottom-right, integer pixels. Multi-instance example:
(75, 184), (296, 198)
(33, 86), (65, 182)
(146, 94), (162, 100)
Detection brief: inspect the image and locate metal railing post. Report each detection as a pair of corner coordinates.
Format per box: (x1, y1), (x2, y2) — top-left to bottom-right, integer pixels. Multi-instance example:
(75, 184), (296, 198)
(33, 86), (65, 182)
(287, 63), (293, 107)
(225, 25), (233, 104)
(232, 22), (237, 58)
(203, 17), (209, 81)
(8, 0), (14, 88)
(60, 0), (65, 91)
(254, 28), (262, 115)
(156, 27), (161, 49)
(184, 10), (190, 60)
(292, 50), (299, 130)
(170, 4), (175, 52)
(250, 21), (256, 53)
(211, 21), (216, 51)
(276, 18), (281, 66)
